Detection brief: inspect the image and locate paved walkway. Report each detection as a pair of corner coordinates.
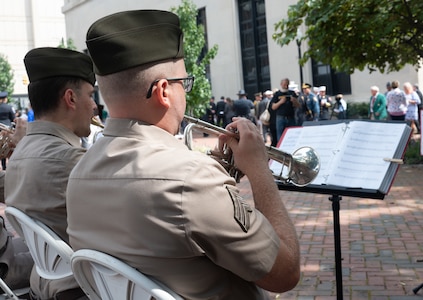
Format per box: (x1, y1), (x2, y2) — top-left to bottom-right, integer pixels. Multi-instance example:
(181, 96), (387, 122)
(234, 164), (423, 300)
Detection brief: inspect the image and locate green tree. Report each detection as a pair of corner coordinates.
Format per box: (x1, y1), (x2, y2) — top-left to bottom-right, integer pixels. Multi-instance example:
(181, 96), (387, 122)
(171, 0), (218, 117)
(272, 0), (423, 74)
(0, 53), (14, 95)
(58, 37), (77, 50)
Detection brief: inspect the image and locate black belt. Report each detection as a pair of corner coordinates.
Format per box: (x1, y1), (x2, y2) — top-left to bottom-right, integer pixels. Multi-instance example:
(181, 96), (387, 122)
(277, 115), (294, 119)
(29, 288), (87, 300)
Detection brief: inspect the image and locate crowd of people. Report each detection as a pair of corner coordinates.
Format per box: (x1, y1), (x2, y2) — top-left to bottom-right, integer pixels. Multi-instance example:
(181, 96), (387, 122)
(204, 79), (348, 147)
(371, 81), (422, 134)
(205, 79), (422, 149)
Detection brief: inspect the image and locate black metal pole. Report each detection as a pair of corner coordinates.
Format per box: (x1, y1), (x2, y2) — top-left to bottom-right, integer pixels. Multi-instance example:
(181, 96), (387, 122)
(329, 194), (343, 300)
(296, 39), (304, 85)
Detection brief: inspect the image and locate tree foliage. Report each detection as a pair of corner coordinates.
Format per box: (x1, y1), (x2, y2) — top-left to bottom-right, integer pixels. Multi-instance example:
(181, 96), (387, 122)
(0, 53), (14, 95)
(273, 0), (423, 74)
(171, 0), (218, 117)
(58, 37), (77, 50)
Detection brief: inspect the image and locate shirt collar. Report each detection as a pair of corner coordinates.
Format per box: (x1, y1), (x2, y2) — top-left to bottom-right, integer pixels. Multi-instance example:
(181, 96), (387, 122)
(27, 120), (81, 147)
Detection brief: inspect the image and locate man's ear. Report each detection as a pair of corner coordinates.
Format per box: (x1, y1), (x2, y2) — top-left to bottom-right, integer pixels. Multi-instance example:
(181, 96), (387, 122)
(155, 79), (171, 109)
(63, 88), (76, 109)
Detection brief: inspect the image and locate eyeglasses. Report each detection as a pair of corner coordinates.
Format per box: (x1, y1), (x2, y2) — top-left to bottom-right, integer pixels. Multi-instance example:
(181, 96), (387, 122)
(146, 76), (195, 98)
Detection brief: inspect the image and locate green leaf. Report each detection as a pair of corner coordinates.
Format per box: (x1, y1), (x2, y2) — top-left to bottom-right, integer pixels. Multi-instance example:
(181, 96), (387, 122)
(171, 0), (218, 117)
(272, 0), (423, 73)
(0, 53), (14, 96)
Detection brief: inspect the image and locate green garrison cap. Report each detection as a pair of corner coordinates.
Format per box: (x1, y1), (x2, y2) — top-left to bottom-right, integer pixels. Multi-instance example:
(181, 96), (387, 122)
(86, 10), (184, 75)
(24, 47), (95, 86)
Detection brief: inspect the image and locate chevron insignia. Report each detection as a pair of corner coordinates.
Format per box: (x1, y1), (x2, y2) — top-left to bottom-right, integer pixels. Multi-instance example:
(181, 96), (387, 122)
(226, 186), (252, 232)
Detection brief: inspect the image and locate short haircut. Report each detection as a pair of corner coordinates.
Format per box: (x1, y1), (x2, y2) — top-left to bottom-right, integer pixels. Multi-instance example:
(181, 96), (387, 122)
(28, 76), (83, 118)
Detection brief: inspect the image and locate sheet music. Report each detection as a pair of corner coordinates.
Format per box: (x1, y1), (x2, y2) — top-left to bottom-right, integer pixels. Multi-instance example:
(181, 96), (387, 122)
(273, 123), (346, 185)
(326, 122), (407, 190)
(272, 121), (409, 191)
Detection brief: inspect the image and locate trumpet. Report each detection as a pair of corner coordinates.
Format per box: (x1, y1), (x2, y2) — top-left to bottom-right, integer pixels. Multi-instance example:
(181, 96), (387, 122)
(0, 123), (15, 159)
(183, 115), (320, 186)
(91, 116), (105, 144)
(91, 116), (105, 129)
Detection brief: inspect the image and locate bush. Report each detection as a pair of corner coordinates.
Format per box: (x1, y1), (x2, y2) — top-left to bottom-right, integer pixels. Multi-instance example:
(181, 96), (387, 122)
(346, 102), (369, 119)
(404, 139), (423, 164)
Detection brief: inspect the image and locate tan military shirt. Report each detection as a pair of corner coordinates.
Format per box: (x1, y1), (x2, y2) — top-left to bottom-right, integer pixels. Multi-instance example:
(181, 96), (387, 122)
(5, 120), (86, 298)
(67, 118), (280, 300)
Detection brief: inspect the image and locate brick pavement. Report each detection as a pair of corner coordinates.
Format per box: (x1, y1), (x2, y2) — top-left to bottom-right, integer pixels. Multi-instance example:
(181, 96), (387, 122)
(236, 164), (423, 300)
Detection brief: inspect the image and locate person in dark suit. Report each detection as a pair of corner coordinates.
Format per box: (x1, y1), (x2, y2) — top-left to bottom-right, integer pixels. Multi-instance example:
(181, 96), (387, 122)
(233, 89), (255, 123)
(215, 96), (226, 127)
(205, 96), (216, 125)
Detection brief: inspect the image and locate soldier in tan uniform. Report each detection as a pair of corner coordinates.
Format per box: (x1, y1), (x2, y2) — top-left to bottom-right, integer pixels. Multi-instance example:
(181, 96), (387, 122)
(5, 47), (96, 300)
(66, 10), (300, 300)
(0, 118), (34, 291)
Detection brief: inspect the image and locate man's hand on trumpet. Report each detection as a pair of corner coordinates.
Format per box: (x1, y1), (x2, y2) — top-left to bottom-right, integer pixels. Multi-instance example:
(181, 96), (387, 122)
(0, 118), (28, 159)
(218, 117), (301, 292)
(11, 118), (28, 146)
(218, 117), (270, 179)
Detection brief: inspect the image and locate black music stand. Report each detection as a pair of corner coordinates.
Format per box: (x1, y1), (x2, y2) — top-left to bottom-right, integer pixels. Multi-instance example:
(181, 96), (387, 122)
(413, 283), (423, 294)
(274, 120), (412, 300)
(276, 182), (386, 300)
(330, 194), (343, 300)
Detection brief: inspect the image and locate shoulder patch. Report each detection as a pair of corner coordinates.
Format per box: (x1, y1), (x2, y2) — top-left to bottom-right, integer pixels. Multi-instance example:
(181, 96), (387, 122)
(226, 186), (252, 232)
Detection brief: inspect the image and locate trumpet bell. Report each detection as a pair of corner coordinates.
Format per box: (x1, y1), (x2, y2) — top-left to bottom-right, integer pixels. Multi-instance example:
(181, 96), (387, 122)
(267, 145), (320, 186)
(184, 123), (195, 151)
(273, 146), (320, 187)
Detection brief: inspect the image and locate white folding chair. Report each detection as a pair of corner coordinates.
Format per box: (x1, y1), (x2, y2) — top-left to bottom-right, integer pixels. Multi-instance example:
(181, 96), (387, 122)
(4, 207), (74, 282)
(0, 277), (20, 300)
(71, 249), (183, 300)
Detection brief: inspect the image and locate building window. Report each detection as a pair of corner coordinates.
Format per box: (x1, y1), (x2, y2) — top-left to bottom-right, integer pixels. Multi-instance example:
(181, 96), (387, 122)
(196, 8), (211, 84)
(238, 0), (270, 97)
(312, 60), (351, 96)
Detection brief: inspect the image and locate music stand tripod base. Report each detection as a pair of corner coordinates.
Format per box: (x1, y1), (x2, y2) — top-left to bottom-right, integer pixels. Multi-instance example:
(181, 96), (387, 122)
(413, 282), (423, 294)
(329, 194), (344, 300)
